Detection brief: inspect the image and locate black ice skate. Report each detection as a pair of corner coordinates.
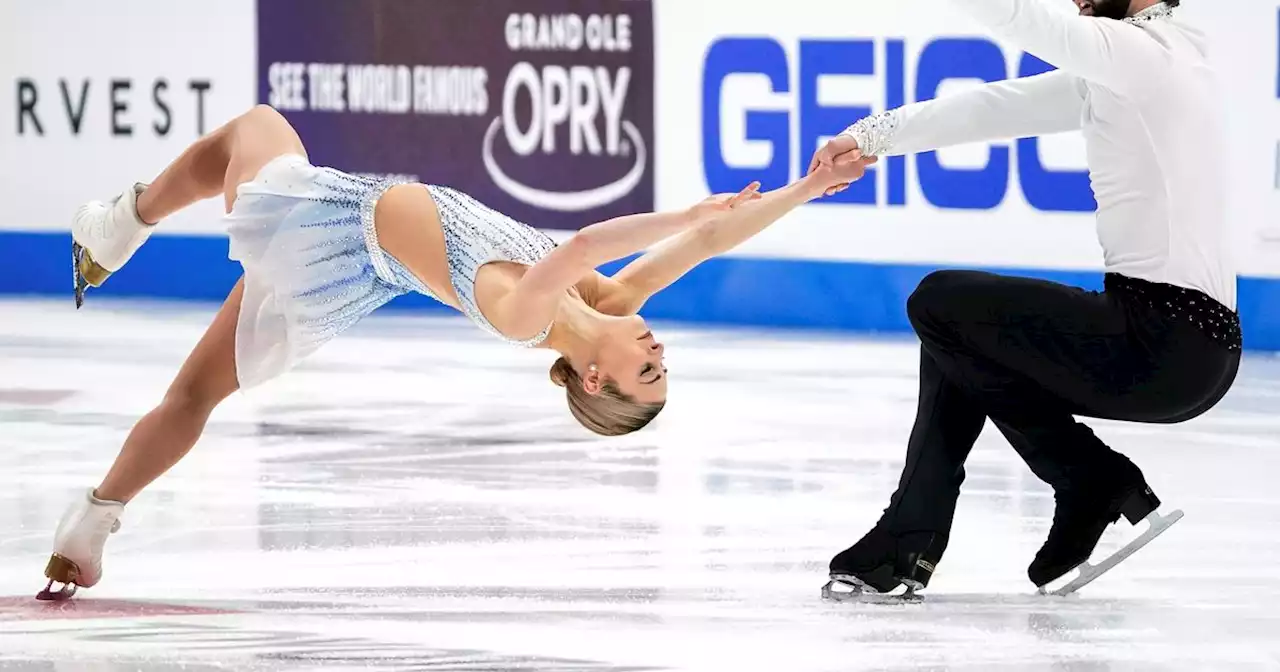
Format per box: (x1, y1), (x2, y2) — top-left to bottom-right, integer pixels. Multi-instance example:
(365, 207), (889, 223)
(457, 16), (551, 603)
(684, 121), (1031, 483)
(822, 528), (945, 603)
(1032, 483), (1183, 597)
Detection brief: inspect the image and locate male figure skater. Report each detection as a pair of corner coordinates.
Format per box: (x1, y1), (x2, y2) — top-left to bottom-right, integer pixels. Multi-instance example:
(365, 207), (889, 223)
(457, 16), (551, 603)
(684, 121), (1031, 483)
(812, 0), (1239, 597)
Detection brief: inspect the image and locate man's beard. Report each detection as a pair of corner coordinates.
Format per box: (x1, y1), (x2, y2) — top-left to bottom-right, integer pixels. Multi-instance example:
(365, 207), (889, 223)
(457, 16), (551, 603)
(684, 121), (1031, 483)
(1078, 0), (1133, 20)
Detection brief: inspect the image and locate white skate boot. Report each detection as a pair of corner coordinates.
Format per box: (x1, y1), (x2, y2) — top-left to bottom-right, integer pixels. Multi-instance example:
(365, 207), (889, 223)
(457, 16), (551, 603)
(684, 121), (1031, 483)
(36, 489), (125, 601)
(72, 183), (154, 308)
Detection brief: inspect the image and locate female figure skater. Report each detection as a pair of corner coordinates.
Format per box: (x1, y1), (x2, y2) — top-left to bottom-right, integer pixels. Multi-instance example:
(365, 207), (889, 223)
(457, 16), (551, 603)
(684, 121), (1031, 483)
(41, 104), (876, 599)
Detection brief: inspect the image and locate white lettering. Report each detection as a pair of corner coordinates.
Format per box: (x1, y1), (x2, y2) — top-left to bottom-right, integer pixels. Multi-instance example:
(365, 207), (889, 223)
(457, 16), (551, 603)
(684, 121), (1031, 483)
(267, 62), (307, 110)
(307, 63), (346, 112)
(541, 66), (570, 153)
(346, 64), (410, 114)
(504, 14), (625, 52)
(617, 15), (632, 52)
(597, 66), (629, 154)
(569, 66), (600, 155)
(412, 66), (488, 116)
(504, 14), (521, 50)
(503, 63), (542, 156)
(500, 63), (632, 157)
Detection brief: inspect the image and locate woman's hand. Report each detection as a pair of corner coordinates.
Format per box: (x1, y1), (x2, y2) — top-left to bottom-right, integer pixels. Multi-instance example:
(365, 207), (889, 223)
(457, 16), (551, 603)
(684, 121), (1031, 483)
(807, 155), (879, 198)
(688, 182), (762, 223)
(807, 134), (864, 176)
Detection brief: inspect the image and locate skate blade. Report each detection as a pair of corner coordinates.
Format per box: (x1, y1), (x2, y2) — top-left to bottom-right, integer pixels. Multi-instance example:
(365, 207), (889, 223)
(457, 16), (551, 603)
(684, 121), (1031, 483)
(35, 580), (78, 601)
(1039, 508), (1184, 597)
(36, 554), (81, 601)
(72, 241), (112, 310)
(822, 576), (921, 604)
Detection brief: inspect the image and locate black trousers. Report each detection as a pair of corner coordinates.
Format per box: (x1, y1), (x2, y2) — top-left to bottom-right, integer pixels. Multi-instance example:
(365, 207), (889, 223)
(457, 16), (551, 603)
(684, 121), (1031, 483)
(879, 270), (1241, 541)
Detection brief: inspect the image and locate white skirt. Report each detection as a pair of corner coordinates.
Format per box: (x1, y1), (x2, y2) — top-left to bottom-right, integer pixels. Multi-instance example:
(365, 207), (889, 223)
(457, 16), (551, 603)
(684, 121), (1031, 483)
(225, 154), (430, 389)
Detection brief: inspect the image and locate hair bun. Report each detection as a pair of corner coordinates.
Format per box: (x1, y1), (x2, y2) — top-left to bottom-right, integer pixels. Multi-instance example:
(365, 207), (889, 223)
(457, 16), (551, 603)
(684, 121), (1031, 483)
(549, 357), (571, 387)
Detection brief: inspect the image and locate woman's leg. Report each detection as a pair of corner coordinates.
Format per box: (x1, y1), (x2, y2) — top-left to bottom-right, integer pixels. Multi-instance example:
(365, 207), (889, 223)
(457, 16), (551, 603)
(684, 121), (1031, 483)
(42, 106), (308, 598)
(94, 280), (243, 503)
(136, 104), (307, 219)
(96, 105), (307, 503)
(74, 106), (308, 307)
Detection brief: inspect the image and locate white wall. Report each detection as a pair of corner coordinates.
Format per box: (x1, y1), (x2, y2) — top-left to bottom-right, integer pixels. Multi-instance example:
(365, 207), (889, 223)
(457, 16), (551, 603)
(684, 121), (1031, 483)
(0, 0), (256, 236)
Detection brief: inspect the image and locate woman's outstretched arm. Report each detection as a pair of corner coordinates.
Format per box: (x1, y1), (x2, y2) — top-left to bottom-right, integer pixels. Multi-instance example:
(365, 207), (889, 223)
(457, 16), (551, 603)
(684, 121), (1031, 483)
(490, 184), (762, 340)
(599, 157), (877, 314)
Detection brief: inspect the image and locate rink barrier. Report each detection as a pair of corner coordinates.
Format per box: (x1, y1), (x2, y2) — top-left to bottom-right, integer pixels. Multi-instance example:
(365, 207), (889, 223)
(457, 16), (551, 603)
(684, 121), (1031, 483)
(3, 230), (1279, 351)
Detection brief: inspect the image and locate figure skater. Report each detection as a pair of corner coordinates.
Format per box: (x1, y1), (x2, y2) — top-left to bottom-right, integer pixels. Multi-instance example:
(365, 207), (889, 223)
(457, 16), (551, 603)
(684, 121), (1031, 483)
(812, 0), (1238, 599)
(41, 104), (877, 600)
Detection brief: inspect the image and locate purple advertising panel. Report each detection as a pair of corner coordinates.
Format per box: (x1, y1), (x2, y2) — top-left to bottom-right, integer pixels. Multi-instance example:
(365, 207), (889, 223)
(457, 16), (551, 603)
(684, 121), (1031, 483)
(257, 0), (654, 230)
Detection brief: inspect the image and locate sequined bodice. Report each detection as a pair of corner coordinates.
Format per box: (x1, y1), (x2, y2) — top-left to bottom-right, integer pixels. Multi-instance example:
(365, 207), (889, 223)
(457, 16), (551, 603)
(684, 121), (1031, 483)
(423, 185), (557, 346)
(360, 177), (556, 347)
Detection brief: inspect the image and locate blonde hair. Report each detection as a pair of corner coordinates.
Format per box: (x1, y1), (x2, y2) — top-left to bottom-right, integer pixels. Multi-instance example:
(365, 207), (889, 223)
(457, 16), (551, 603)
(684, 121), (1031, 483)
(549, 357), (665, 436)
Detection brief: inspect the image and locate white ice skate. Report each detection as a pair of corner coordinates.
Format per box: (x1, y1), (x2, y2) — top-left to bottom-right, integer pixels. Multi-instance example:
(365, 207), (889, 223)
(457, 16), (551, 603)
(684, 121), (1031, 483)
(36, 489), (125, 601)
(1038, 508), (1184, 597)
(71, 183), (153, 308)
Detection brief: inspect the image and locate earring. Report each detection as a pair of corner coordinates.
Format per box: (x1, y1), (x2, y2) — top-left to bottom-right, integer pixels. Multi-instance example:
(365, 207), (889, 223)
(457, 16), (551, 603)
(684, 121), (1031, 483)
(588, 364), (598, 373)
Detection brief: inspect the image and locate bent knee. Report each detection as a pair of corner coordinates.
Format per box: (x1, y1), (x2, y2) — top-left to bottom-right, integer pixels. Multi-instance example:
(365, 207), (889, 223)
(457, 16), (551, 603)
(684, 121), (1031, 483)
(240, 104), (290, 129)
(907, 270), (975, 323)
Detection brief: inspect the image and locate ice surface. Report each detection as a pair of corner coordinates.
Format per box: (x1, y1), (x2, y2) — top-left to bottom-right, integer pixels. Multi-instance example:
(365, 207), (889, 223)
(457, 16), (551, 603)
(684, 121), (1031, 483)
(2, 298), (1278, 671)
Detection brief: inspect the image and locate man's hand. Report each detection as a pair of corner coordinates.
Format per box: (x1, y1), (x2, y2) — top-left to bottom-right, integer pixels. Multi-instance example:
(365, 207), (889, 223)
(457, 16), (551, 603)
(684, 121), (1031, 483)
(807, 135), (864, 177)
(807, 155), (879, 198)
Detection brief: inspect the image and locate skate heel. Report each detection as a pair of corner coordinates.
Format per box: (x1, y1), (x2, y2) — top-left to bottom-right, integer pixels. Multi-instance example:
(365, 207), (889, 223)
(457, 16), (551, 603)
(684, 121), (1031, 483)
(76, 247), (112, 288)
(893, 554), (935, 591)
(892, 532), (942, 590)
(72, 242), (113, 309)
(36, 554), (82, 602)
(44, 553), (79, 583)
(1118, 487), (1161, 525)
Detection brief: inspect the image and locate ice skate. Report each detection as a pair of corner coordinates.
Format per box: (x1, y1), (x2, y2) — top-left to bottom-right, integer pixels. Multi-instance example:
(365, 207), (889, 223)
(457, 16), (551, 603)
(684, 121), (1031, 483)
(71, 183), (153, 308)
(1032, 483), (1182, 597)
(823, 528), (945, 603)
(36, 489), (125, 601)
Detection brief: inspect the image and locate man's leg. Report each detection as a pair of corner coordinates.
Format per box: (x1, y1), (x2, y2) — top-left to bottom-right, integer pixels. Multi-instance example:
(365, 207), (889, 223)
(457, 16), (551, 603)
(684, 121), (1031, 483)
(829, 348), (986, 590)
(905, 270), (1166, 587)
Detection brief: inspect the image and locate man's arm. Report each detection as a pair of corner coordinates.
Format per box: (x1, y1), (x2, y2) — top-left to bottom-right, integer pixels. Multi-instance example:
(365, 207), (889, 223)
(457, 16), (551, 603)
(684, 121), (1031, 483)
(949, 0), (1168, 91)
(844, 69), (1084, 158)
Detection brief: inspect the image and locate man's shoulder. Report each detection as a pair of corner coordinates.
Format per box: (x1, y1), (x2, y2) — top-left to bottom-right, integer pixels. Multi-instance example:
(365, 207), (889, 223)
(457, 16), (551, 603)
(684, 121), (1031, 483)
(1139, 18), (1210, 62)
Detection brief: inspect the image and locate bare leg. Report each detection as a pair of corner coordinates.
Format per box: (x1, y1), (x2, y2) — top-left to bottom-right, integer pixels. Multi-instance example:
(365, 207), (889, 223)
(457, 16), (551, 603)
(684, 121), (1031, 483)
(94, 280), (243, 503)
(94, 105), (307, 503)
(136, 105), (306, 222)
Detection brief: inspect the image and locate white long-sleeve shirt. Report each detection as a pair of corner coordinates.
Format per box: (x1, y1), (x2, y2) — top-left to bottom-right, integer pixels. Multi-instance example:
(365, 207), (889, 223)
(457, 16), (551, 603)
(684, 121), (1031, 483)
(844, 2), (1235, 309)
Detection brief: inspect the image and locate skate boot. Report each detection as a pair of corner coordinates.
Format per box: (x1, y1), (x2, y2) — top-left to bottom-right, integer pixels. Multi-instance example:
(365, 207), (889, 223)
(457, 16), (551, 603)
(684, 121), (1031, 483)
(72, 183), (153, 308)
(1029, 480), (1169, 591)
(36, 489), (125, 601)
(823, 527), (947, 602)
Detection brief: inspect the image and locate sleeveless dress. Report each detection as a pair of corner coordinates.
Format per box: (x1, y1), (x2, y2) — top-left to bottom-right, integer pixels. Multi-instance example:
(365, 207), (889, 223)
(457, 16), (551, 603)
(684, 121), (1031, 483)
(224, 154), (557, 389)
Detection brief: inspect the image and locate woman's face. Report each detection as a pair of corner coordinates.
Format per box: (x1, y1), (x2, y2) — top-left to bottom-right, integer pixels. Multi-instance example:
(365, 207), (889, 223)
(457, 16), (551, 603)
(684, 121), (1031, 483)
(590, 315), (667, 404)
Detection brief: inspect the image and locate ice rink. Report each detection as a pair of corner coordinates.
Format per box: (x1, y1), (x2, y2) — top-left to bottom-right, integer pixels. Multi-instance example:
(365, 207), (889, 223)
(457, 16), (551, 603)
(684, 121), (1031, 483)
(2, 298), (1279, 671)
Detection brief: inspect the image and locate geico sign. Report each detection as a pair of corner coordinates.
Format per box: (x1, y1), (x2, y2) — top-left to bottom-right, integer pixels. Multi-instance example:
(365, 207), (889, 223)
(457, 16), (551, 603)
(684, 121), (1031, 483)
(703, 37), (1097, 213)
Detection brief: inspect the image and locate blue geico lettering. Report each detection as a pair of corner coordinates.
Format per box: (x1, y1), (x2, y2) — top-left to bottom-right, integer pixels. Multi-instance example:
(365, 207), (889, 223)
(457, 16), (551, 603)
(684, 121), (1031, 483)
(702, 37), (1096, 212)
